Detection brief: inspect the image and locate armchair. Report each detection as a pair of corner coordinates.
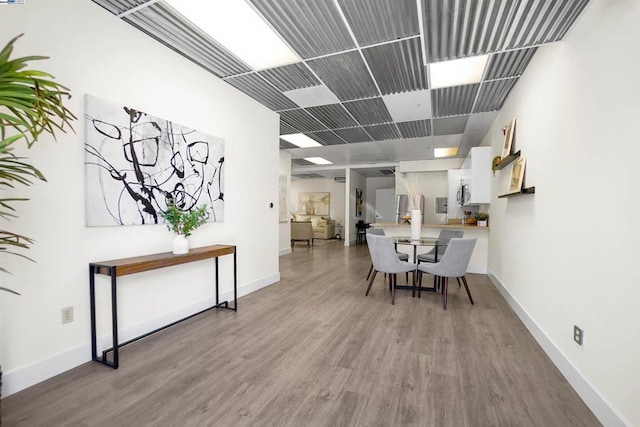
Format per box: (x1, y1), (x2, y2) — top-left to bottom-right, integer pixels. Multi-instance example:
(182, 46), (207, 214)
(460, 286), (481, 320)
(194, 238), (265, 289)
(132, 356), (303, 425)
(311, 217), (335, 239)
(291, 221), (313, 247)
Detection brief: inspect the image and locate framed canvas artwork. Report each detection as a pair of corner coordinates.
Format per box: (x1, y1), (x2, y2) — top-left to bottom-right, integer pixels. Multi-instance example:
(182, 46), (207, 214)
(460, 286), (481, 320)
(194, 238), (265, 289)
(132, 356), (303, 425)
(508, 157), (526, 193)
(501, 117), (516, 159)
(298, 192), (330, 216)
(355, 188), (363, 217)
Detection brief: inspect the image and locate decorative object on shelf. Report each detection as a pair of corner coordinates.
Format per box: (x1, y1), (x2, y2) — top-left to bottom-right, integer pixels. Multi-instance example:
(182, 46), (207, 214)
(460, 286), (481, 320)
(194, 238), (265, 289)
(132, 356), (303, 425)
(492, 156), (502, 176)
(160, 200), (209, 254)
(410, 209), (422, 241)
(501, 117), (516, 159)
(395, 171), (423, 212)
(298, 192), (330, 216)
(84, 94), (224, 227)
(355, 188), (363, 217)
(0, 34), (76, 294)
(508, 157), (527, 193)
(475, 212), (489, 227)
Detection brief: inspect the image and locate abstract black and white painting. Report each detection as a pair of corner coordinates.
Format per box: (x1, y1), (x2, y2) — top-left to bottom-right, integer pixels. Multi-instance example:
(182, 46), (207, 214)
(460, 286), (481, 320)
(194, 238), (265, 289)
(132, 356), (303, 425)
(84, 94), (224, 227)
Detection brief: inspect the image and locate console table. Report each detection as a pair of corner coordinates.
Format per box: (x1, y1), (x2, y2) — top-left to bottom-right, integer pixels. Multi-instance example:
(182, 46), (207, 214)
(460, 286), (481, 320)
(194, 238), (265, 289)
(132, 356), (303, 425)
(89, 244), (237, 369)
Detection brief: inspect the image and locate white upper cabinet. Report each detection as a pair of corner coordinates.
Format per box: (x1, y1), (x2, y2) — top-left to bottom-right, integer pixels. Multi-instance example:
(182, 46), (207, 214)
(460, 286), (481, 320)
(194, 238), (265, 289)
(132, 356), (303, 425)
(466, 147), (491, 204)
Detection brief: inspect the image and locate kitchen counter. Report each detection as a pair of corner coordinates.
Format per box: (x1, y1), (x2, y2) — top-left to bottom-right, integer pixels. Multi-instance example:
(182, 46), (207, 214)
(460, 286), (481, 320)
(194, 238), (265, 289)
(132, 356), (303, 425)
(371, 222), (489, 230)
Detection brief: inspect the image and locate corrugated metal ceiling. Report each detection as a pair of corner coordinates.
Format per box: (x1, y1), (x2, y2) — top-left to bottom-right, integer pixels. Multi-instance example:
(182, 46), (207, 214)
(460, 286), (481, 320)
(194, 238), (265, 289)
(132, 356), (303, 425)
(91, 0), (591, 176)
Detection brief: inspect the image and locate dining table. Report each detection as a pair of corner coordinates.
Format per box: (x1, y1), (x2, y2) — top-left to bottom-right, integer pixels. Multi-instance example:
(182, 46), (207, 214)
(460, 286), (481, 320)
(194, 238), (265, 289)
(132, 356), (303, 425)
(392, 236), (447, 293)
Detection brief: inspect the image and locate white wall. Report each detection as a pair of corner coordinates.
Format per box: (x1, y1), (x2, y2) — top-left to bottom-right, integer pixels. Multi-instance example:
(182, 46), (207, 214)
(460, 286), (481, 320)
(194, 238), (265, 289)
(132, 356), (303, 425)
(0, 0), (280, 395)
(364, 176), (395, 223)
(395, 171), (448, 224)
(279, 151), (292, 255)
(486, 0), (638, 425)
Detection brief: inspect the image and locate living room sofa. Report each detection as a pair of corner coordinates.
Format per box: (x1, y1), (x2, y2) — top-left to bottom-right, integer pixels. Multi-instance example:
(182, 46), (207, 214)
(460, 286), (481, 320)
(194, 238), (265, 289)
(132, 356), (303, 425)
(311, 217), (335, 239)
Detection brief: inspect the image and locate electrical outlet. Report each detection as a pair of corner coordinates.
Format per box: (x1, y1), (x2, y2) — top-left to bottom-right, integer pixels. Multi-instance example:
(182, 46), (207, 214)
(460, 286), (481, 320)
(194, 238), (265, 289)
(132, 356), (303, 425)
(574, 325), (583, 345)
(62, 306), (74, 324)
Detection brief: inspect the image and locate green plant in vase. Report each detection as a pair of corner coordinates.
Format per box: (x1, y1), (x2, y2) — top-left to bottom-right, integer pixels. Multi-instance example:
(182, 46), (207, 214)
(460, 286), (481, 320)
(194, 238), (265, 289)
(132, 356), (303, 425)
(160, 200), (209, 254)
(475, 212), (489, 226)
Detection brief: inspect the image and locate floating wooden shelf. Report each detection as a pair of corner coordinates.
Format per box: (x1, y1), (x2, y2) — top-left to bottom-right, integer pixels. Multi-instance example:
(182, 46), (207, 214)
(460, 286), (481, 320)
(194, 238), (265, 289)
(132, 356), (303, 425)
(494, 150), (521, 170)
(498, 187), (536, 198)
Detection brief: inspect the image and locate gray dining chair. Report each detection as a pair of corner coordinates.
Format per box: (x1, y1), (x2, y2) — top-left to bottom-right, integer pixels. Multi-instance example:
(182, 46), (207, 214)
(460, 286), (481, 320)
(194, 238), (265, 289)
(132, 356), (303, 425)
(365, 234), (417, 305)
(365, 228), (409, 281)
(417, 238), (476, 309)
(417, 229), (463, 264)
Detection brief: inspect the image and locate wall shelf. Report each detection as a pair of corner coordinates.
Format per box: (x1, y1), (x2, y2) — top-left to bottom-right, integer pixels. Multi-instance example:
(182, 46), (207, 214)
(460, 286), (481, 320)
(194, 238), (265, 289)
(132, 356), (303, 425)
(494, 150), (521, 171)
(498, 187), (536, 198)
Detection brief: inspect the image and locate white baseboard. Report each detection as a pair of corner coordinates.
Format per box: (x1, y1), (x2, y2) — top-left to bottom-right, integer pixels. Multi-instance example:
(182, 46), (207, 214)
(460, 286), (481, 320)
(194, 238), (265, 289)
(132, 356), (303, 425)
(488, 271), (626, 427)
(2, 273), (280, 397)
(279, 247), (292, 256)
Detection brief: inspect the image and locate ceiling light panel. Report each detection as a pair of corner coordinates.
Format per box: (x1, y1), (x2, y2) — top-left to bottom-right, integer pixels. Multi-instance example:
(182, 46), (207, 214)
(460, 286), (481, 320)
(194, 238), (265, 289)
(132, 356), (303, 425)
(281, 134), (322, 148)
(165, 0), (299, 70)
(344, 98), (393, 126)
(383, 90), (431, 122)
(225, 73), (298, 111)
(259, 63), (320, 92)
(363, 124), (401, 141)
(280, 109), (327, 133)
(279, 138), (298, 149)
(362, 38), (428, 95)
(283, 85), (340, 108)
(431, 84), (480, 118)
(124, 2), (251, 78)
(306, 51), (379, 102)
(485, 48), (538, 80)
(333, 127), (373, 143)
(434, 147), (459, 158)
(338, 0), (420, 47)
(305, 104), (359, 129)
(397, 119), (432, 139)
(304, 157), (333, 165)
(429, 55), (489, 89)
(473, 78), (519, 113)
(292, 158), (315, 166)
(248, 0), (355, 59)
(306, 131), (347, 146)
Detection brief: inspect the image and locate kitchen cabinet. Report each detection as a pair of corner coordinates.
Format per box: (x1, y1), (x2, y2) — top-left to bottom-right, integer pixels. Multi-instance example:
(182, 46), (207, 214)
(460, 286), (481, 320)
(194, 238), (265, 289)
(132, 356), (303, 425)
(466, 146), (491, 204)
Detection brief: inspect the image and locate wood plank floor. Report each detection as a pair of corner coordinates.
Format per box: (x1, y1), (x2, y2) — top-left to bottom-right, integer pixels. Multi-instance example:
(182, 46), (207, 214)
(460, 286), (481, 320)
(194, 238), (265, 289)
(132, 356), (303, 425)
(2, 241), (600, 426)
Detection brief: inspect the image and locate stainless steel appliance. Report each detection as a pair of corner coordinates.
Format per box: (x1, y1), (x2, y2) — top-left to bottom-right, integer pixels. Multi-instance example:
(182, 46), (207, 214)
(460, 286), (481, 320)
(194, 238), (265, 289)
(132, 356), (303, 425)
(395, 194), (424, 223)
(456, 179), (470, 206)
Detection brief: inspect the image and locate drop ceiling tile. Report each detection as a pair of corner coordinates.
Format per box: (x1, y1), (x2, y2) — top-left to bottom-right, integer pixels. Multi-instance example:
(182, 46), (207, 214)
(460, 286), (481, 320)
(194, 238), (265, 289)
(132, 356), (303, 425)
(338, 0), (420, 47)
(485, 48), (538, 80)
(292, 158), (315, 166)
(383, 90), (431, 122)
(279, 138), (298, 149)
(397, 120), (432, 139)
(464, 111), (498, 134)
(280, 109), (327, 132)
(343, 98), (393, 126)
(283, 85), (340, 108)
(431, 84), (479, 118)
(333, 127), (373, 143)
(93, 0), (147, 15)
(306, 51), (379, 102)
(259, 63), (320, 91)
(362, 38), (428, 95)
(364, 123), (401, 141)
(248, 0), (355, 58)
(225, 73), (298, 111)
(306, 130), (347, 146)
(306, 104), (358, 129)
(474, 78), (518, 112)
(433, 116), (469, 136)
(280, 120), (298, 135)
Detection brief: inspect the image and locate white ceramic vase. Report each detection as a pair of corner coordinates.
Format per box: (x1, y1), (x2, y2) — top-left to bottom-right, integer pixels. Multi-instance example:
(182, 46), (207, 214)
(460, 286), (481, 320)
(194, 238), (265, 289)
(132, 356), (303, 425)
(410, 209), (422, 241)
(172, 234), (189, 254)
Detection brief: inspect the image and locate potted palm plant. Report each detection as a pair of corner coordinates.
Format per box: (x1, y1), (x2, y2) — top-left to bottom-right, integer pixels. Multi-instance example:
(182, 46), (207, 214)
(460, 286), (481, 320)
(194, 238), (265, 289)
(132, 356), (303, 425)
(159, 199), (209, 254)
(0, 34), (76, 294)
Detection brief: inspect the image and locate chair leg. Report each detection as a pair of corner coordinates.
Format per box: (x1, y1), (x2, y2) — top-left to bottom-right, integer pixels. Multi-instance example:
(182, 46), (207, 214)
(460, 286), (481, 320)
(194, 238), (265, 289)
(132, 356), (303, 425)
(366, 264), (374, 281)
(365, 270), (377, 296)
(461, 275), (474, 305)
(443, 277), (448, 310)
(390, 274), (396, 305)
(456, 277), (462, 287)
(412, 271), (416, 298)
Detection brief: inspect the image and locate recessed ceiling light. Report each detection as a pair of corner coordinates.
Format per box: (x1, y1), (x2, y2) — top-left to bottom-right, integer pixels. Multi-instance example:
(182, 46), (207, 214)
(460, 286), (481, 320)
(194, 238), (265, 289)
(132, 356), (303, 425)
(281, 134), (321, 148)
(429, 55), (489, 89)
(304, 157), (333, 165)
(434, 147), (459, 158)
(165, 0), (299, 70)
